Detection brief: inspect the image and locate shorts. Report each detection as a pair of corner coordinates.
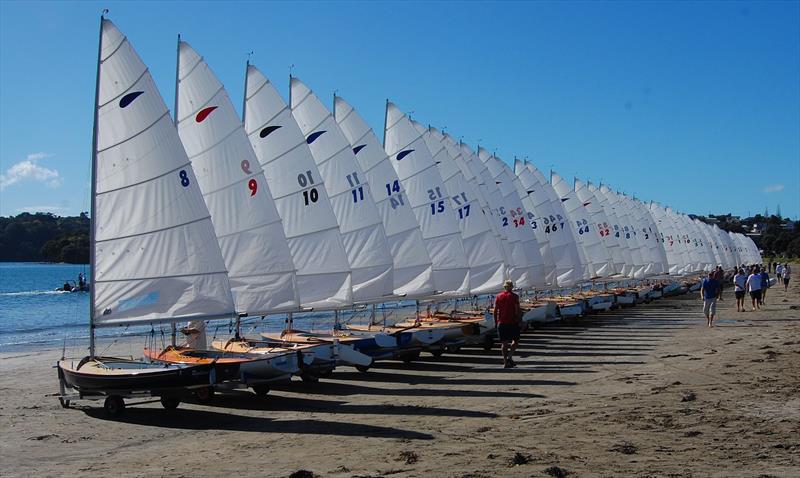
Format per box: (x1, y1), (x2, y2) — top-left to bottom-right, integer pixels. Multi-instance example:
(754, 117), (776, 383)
(750, 290), (762, 300)
(497, 323), (521, 342)
(735, 290), (745, 299)
(703, 299), (717, 316)
(785, 278), (791, 286)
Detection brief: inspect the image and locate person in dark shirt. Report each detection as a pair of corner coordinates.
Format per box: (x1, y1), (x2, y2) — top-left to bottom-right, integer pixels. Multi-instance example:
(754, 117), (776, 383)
(493, 280), (523, 368)
(760, 269), (770, 304)
(700, 272), (721, 327)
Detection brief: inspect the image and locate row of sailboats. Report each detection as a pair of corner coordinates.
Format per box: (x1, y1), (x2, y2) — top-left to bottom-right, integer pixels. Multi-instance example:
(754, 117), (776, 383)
(57, 17), (761, 415)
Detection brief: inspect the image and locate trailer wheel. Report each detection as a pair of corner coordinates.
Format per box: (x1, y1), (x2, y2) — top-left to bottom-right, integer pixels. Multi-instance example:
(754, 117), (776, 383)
(355, 364), (371, 373)
(160, 396), (181, 410)
(430, 349), (444, 358)
(58, 397), (70, 408)
(402, 351), (421, 364)
(317, 368), (334, 378)
(483, 338), (494, 351)
(300, 372), (319, 383)
(194, 386), (214, 403)
(104, 395), (125, 417)
(252, 385), (270, 396)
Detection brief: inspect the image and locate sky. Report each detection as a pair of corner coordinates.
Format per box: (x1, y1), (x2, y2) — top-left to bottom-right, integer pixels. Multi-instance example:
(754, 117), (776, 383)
(1, 0), (798, 220)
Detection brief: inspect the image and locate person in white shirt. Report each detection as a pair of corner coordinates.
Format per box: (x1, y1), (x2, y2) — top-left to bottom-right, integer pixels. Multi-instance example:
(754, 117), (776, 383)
(746, 266), (762, 311)
(783, 263), (791, 292)
(776, 263), (784, 280)
(733, 268), (747, 312)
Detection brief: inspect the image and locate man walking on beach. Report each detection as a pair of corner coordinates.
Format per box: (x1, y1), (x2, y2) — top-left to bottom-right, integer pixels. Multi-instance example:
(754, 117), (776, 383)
(733, 268), (747, 312)
(494, 280), (523, 368)
(746, 266), (762, 311)
(783, 263), (791, 292)
(700, 271), (721, 327)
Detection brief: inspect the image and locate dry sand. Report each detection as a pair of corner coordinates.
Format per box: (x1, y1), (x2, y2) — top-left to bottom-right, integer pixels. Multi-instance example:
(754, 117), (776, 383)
(1, 274), (798, 478)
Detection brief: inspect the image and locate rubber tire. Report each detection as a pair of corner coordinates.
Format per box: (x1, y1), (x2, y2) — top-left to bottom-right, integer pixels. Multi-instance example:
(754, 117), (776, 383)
(59, 397), (70, 409)
(317, 369), (334, 378)
(355, 364), (371, 373)
(252, 385), (270, 396)
(160, 396), (180, 410)
(104, 395), (125, 417)
(300, 373), (319, 383)
(194, 386), (214, 403)
(430, 349), (444, 358)
(402, 351), (421, 364)
(483, 338), (494, 351)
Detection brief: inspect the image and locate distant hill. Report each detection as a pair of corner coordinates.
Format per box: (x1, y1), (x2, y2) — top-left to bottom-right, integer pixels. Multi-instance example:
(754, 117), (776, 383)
(0, 212), (89, 263)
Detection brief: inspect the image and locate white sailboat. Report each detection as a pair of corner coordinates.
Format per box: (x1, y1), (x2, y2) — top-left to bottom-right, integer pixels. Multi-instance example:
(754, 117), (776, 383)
(58, 17), (240, 414)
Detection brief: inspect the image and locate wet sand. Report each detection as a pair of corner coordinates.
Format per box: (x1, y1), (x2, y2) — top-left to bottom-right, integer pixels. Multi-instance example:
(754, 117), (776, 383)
(1, 275), (798, 477)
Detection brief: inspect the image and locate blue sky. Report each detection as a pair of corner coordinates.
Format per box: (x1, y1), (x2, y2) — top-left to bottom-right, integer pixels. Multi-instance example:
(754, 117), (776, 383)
(1, 0), (798, 219)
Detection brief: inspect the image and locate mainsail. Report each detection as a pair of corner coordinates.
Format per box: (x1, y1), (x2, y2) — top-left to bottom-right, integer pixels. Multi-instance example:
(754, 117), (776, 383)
(93, 20), (234, 326)
(384, 102), (470, 295)
(290, 78), (393, 302)
(175, 41), (297, 315)
(333, 96), (435, 297)
(420, 124), (506, 294)
(244, 65), (352, 309)
(551, 173), (615, 279)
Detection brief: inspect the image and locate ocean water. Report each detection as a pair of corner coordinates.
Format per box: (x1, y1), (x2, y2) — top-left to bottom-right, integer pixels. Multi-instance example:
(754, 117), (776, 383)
(0, 262), (91, 350)
(0, 262), (421, 352)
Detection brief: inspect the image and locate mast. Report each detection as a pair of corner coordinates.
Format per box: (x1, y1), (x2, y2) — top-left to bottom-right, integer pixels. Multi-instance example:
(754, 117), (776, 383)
(242, 59), (249, 121)
(170, 33), (181, 346)
(89, 12), (105, 358)
(382, 99), (388, 148)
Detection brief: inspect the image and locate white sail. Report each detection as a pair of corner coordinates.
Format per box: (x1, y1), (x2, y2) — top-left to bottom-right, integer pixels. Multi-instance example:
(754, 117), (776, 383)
(649, 202), (682, 275)
(514, 165), (586, 285)
(290, 78), (393, 302)
(456, 142), (517, 284)
(244, 65), (352, 309)
(551, 173), (615, 279)
(175, 42), (297, 315)
(333, 96), (435, 297)
(590, 183), (635, 277)
(419, 124), (506, 294)
(384, 102), (470, 295)
(93, 20), (234, 326)
(619, 193), (658, 276)
(510, 161), (557, 284)
(609, 189), (647, 278)
(596, 184), (644, 278)
(478, 148), (547, 288)
(570, 177), (617, 277)
(632, 198), (668, 275)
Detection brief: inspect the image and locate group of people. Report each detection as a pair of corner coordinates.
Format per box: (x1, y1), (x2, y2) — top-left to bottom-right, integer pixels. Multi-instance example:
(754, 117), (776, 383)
(702, 262), (793, 326)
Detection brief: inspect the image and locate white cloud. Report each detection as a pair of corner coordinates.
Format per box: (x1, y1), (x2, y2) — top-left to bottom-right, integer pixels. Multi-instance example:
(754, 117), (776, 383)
(15, 205), (70, 214)
(763, 184), (784, 193)
(0, 153), (61, 190)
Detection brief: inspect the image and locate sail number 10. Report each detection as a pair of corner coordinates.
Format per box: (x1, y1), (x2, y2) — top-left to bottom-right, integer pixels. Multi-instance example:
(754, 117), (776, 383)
(298, 170), (319, 205)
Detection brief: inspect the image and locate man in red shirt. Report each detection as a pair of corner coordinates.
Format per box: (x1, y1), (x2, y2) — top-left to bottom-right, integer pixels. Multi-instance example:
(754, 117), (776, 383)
(494, 280), (523, 368)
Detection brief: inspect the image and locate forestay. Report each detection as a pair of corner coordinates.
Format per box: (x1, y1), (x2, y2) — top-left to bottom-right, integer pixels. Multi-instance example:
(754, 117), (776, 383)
(175, 42), (297, 315)
(244, 65), (352, 309)
(93, 20), (234, 326)
(334, 96), (435, 298)
(290, 78), (393, 302)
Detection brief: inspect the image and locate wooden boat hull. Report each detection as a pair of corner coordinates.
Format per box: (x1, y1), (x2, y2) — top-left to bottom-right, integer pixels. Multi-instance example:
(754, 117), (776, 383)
(57, 357), (212, 393)
(258, 332), (378, 366)
(143, 347), (299, 384)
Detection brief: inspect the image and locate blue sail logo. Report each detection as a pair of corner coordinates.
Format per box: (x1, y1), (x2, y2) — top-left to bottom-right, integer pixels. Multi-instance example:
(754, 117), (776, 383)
(396, 149), (414, 161)
(306, 131), (326, 144)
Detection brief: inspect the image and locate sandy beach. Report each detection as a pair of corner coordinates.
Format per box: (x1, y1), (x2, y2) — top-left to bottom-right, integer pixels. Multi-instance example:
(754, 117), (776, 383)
(1, 277), (798, 478)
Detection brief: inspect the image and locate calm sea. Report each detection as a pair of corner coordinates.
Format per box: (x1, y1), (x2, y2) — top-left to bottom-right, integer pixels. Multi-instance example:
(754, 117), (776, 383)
(0, 262), (417, 352)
